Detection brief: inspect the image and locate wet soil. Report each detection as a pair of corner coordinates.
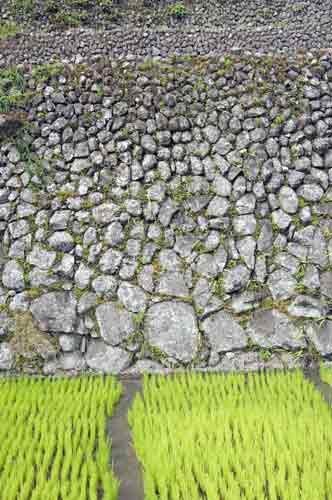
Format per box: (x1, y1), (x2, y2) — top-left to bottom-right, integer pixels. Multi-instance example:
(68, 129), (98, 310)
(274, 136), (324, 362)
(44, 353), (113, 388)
(108, 379), (144, 500)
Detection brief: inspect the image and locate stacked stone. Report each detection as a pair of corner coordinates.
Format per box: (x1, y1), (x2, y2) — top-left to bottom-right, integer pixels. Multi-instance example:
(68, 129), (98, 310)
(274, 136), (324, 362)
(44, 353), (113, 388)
(1, 53), (332, 374)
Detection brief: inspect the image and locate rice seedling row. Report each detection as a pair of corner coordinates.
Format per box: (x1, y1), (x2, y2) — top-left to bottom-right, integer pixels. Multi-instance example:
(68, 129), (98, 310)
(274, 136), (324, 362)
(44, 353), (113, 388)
(129, 371), (332, 500)
(0, 376), (122, 500)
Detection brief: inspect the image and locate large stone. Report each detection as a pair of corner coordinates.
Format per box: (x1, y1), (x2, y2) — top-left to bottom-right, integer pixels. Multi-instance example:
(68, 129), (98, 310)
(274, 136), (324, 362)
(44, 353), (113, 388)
(233, 215), (256, 236)
(156, 272), (189, 297)
(216, 351), (283, 372)
(236, 237), (256, 269)
(279, 186), (299, 214)
(223, 265), (251, 293)
(30, 292), (77, 333)
(117, 282), (147, 313)
(305, 321), (332, 357)
(207, 196), (229, 217)
(247, 309), (306, 349)
(48, 232), (74, 252)
(267, 270), (296, 300)
(86, 340), (131, 373)
(27, 246), (56, 270)
(95, 302), (135, 346)
(145, 301), (198, 363)
(2, 260), (24, 290)
(201, 311), (247, 353)
(321, 272), (332, 299)
(0, 342), (14, 370)
(287, 295), (327, 318)
(92, 203), (119, 225)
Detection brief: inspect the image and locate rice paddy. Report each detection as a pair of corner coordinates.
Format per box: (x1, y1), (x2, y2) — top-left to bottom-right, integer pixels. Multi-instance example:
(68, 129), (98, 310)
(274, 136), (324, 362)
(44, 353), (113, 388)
(0, 376), (122, 500)
(129, 370), (332, 499)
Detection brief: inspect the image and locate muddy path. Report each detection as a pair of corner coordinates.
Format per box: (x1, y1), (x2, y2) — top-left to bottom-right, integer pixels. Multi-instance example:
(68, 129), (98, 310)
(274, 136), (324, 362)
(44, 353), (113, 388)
(304, 365), (332, 405)
(109, 379), (144, 500)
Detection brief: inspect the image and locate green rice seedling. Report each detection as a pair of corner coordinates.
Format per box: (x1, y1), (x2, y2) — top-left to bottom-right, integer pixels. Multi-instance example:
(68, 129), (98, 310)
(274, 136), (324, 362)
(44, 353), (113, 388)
(129, 370), (332, 499)
(0, 375), (122, 499)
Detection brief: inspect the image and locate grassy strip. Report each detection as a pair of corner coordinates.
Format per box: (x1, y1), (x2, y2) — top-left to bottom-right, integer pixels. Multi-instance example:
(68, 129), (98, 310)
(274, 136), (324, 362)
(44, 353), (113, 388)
(0, 22), (21, 40)
(0, 376), (122, 499)
(129, 370), (332, 499)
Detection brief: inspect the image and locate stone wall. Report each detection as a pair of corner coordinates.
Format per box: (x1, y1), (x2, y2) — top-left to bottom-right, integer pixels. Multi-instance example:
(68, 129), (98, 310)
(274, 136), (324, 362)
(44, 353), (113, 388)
(1, 52), (332, 375)
(1, 0), (332, 68)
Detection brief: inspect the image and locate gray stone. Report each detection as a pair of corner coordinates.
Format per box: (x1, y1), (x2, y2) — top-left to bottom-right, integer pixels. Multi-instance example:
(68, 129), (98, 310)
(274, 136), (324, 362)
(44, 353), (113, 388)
(138, 265), (154, 293)
(224, 265), (251, 293)
(247, 309), (306, 349)
(195, 254), (219, 278)
(216, 351), (283, 372)
(157, 272), (189, 297)
(267, 270), (296, 300)
(0, 343), (14, 370)
(297, 184), (324, 202)
(279, 186), (299, 214)
(125, 360), (165, 374)
(9, 220), (30, 239)
(96, 302), (135, 345)
(104, 222), (124, 246)
(201, 311), (247, 353)
(203, 125), (220, 144)
(308, 229), (327, 268)
(306, 321), (332, 357)
(214, 138), (232, 156)
(92, 275), (118, 296)
(145, 301), (198, 363)
(58, 352), (87, 371)
(235, 194), (256, 214)
(212, 176), (232, 197)
(207, 196), (229, 217)
(74, 263), (92, 289)
(233, 215), (256, 236)
(321, 272), (332, 298)
(2, 260), (24, 290)
(99, 249), (123, 274)
(27, 246), (56, 270)
(92, 203), (119, 225)
(48, 232), (74, 252)
(231, 291), (262, 313)
(86, 340), (131, 373)
(29, 269), (57, 288)
(288, 295), (327, 318)
(77, 292), (97, 314)
(236, 237), (256, 269)
(117, 282), (147, 313)
(59, 334), (81, 352)
(303, 265), (320, 290)
(159, 249), (182, 271)
(272, 210), (292, 231)
(30, 292), (77, 333)
(257, 221), (273, 252)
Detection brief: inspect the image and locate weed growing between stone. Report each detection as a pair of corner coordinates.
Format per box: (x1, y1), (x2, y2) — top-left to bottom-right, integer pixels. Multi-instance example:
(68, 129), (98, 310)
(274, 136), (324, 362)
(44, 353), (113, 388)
(129, 371), (332, 499)
(0, 376), (122, 499)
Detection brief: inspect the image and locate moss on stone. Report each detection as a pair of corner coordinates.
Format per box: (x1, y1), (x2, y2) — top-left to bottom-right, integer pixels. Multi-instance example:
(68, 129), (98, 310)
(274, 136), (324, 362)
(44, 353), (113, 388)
(9, 312), (59, 368)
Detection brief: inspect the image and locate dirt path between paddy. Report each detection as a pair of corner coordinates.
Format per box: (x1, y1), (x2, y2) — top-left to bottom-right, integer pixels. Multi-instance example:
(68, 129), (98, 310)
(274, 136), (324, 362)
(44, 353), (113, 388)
(304, 365), (332, 405)
(109, 379), (144, 500)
